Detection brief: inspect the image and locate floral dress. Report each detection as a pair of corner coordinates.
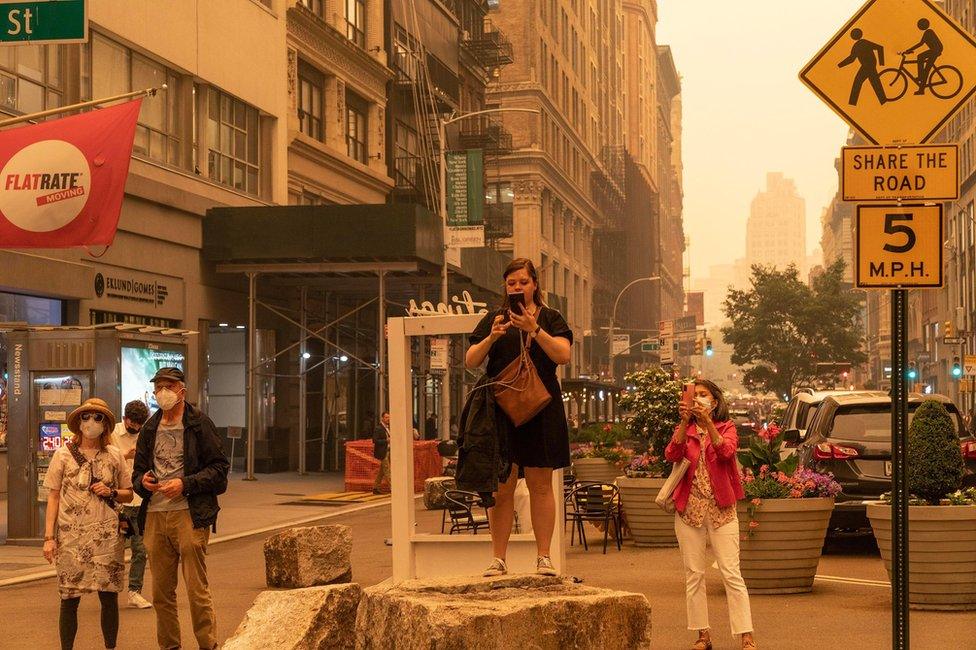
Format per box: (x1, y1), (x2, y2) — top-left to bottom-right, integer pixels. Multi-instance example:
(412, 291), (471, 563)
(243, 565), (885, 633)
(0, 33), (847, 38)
(680, 428), (736, 529)
(43, 444), (130, 599)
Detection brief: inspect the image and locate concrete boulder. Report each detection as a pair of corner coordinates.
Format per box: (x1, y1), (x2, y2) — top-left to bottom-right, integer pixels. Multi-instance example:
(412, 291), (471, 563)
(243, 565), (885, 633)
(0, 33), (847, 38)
(354, 574), (651, 649)
(264, 525), (352, 588)
(224, 583), (362, 650)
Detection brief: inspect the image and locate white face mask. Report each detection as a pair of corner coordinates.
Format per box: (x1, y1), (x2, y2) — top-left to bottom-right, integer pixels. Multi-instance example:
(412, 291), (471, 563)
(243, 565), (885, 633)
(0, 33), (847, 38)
(80, 419), (104, 440)
(695, 396), (713, 410)
(155, 388), (181, 412)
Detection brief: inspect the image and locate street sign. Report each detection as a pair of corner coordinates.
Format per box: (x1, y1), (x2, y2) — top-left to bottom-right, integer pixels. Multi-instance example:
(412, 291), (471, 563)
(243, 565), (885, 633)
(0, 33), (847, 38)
(841, 144), (958, 201)
(964, 354), (976, 375)
(674, 314), (697, 332)
(0, 0), (87, 45)
(659, 320), (674, 365)
(446, 149), (484, 249)
(640, 339), (660, 353)
(611, 334), (630, 356)
(800, 0), (976, 144)
(943, 336), (965, 345)
(855, 204), (942, 288)
(429, 337), (449, 371)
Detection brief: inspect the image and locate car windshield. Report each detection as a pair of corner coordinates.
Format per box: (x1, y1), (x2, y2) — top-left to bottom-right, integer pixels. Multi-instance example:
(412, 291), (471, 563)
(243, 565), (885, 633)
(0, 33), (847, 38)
(830, 403), (960, 440)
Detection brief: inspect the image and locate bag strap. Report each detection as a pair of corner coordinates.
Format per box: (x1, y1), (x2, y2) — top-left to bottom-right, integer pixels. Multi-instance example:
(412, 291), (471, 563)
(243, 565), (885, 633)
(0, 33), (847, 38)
(66, 441), (123, 511)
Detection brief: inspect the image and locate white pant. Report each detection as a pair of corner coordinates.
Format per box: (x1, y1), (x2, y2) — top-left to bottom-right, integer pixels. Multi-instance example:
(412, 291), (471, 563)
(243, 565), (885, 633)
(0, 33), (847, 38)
(675, 513), (754, 636)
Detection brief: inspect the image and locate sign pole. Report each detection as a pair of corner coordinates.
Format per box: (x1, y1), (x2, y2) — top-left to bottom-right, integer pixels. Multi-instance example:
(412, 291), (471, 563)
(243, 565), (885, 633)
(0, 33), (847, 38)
(890, 288), (909, 649)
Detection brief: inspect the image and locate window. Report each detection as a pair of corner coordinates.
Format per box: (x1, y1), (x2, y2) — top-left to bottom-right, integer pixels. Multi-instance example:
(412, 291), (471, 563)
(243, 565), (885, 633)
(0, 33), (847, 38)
(346, 90), (368, 163)
(394, 121), (419, 187)
(0, 44), (63, 116)
(298, 62), (323, 140)
(206, 87), (260, 195)
(346, 0), (366, 48)
(90, 34), (182, 167)
(299, 0), (324, 17)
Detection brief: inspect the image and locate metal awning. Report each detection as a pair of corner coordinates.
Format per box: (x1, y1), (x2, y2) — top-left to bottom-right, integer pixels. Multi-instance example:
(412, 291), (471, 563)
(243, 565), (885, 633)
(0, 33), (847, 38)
(0, 322), (198, 335)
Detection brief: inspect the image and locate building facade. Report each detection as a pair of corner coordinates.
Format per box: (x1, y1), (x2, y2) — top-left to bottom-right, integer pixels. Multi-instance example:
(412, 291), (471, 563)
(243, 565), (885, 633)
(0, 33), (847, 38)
(745, 172), (806, 274)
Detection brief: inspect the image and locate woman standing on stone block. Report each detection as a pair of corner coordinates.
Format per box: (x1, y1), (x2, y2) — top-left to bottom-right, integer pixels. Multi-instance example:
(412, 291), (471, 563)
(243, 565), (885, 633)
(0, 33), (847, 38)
(666, 379), (756, 650)
(465, 258), (573, 578)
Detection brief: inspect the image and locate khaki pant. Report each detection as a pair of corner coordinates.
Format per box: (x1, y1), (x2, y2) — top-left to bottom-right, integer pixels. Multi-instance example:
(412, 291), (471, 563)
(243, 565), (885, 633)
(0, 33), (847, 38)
(675, 513), (753, 636)
(144, 509), (217, 650)
(373, 452), (391, 491)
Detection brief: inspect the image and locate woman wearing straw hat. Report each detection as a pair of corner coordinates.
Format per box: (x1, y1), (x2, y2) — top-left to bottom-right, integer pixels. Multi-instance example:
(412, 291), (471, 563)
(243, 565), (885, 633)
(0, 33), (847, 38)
(42, 398), (133, 650)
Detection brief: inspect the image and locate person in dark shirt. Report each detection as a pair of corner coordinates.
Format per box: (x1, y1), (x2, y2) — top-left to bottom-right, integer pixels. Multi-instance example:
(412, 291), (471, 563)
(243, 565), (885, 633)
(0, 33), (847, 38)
(838, 28), (887, 106)
(904, 18), (943, 95)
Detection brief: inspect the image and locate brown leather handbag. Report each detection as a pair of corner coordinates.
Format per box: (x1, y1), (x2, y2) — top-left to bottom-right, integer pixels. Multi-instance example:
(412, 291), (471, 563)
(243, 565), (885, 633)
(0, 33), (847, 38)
(493, 332), (552, 427)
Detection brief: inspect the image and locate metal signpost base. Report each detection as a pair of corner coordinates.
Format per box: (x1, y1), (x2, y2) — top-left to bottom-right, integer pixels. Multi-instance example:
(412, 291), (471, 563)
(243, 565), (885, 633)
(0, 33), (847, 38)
(891, 288), (909, 649)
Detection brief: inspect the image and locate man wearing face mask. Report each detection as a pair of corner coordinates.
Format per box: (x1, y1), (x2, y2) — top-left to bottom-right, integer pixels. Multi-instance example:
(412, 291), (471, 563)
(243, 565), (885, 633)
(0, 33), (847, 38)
(132, 368), (229, 650)
(110, 400), (152, 609)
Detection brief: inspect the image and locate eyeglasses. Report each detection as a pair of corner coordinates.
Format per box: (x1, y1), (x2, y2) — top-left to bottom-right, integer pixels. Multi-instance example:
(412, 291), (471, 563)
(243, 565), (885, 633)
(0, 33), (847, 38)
(80, 412), (105, 422)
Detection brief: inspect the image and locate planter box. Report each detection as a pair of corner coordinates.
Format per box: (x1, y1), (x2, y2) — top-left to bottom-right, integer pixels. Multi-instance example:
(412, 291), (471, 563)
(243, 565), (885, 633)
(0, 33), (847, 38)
(866, 502), (976, 611)
(616, 476), (677, 547)
(736, 497), (834, 594)
(572, 458), (621, 484)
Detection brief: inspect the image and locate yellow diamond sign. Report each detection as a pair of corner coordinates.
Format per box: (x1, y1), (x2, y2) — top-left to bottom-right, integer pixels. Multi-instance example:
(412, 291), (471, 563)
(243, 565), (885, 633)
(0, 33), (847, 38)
(800, 0), (976, 144)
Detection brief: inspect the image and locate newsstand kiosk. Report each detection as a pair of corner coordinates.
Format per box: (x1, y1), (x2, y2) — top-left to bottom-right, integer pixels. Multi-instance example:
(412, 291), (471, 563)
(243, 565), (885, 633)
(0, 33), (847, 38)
(5, 325), (190, 544)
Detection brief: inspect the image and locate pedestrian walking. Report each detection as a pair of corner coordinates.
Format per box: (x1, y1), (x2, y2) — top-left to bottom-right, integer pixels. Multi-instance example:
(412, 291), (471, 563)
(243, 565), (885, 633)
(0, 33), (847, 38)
(132, 367), (229, 650)
(464, 257), (573, 578)
(666, 379), (756, 650)
(110, 399), (153, 609)
(42, 398), (134, 650)
(372, 411), (419, 494)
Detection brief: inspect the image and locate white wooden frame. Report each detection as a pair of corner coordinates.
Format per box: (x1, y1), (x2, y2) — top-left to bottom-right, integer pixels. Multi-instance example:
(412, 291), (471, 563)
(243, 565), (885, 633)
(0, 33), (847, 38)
(388, 313), (566, 581)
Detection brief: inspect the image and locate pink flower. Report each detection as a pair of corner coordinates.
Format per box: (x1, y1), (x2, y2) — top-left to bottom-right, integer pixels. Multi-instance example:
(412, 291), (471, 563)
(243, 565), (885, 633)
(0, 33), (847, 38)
(749, 520), (760, 529)
(603, 424), (612, 433)
(751, 498), (762, 506)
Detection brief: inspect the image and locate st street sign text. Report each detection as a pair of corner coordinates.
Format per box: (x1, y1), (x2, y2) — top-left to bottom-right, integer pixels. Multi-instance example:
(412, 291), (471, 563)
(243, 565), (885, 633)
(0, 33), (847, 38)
(842, 144), (958, 201)
(856, 203), (943, 288)
(0, 0), (87, 45)
(800, 0), (976, 144)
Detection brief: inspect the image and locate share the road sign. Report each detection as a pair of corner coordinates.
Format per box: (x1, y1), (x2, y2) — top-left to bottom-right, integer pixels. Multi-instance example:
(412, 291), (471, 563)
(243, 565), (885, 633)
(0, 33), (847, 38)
(800, 0), (976, 144)
(856, 203), (942, 288)
(841, 144), (958, 201)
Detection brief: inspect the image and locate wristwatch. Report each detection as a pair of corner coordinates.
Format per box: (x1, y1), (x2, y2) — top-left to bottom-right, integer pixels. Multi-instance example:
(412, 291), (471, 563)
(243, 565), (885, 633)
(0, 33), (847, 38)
(110, 489), (118, 500)
(529, 325), (542, 339)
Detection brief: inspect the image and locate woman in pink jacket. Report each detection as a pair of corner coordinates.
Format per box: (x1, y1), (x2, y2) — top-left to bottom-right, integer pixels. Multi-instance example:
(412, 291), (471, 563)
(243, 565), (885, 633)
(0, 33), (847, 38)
(665, 379), (756, 650)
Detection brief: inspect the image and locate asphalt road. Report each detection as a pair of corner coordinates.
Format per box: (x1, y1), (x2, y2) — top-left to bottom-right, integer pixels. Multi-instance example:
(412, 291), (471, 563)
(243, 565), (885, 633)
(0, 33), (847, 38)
(1, 504), (973, 649)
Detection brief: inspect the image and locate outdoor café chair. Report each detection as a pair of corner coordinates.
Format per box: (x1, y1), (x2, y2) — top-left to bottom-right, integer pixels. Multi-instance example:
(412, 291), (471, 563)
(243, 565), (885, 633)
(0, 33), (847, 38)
(444, 489), (490, 535)
(566, 481), (623, 553)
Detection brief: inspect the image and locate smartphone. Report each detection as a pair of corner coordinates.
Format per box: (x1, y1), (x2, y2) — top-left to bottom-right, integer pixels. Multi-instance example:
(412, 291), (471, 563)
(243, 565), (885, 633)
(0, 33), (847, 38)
(681, 382), (696, 408)
(507, 292), (526, 314)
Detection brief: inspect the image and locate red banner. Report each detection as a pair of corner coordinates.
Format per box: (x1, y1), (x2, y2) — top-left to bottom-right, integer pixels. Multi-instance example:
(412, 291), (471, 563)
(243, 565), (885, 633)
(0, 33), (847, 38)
(0, 99), (142, 248)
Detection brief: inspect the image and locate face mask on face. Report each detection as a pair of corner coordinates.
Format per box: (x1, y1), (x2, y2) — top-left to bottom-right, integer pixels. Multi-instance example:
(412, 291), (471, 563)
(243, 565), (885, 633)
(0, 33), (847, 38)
(80, 419), (104, 440)
(695, 396), (713, 410)
(155, 388), (181, 412)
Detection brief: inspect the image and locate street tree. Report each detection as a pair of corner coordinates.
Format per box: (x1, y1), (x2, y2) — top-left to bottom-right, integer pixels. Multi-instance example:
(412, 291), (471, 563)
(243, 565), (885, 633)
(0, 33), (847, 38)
(721, 259), (866, 398)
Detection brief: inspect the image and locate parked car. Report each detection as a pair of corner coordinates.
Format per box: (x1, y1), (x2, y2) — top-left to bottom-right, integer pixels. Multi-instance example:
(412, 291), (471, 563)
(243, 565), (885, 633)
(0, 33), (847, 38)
(795, 392), (976, 532)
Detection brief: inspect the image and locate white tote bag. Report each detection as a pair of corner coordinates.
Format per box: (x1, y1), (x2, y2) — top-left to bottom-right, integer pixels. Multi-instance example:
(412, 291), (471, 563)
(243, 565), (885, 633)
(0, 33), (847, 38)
(654, 458), (691, 513)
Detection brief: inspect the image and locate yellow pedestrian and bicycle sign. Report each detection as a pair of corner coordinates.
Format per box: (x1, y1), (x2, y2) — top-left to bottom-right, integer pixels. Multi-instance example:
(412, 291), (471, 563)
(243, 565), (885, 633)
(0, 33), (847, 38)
(800, 0), (976, 144)
(841, 144), (958, 201)
(855, 203), (942, 288)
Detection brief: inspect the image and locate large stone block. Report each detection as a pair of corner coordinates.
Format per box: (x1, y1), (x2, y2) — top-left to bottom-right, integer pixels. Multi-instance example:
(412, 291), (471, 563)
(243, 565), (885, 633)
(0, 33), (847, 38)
(224, 583), (362, 650)
(354, 575), (651, 649)
(264, 525), (352, 588)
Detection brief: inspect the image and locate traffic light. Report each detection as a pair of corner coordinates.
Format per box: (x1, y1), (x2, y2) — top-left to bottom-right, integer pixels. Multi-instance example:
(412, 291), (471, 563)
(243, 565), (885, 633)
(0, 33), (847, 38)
(694, 332), (704, 354)
(907, 362), (918, 381)
(705, 339), (714, 357)
(952, 356), (963, 379)
(946, 320), (954, 337)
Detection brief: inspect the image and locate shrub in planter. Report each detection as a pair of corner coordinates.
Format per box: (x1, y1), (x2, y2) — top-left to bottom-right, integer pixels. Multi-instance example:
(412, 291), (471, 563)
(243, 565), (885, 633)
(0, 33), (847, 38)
(570, 422), (631, 446)
(570, 443), (633, 483)
(907, 400), (965, 504)
(617, 368), (683, 459)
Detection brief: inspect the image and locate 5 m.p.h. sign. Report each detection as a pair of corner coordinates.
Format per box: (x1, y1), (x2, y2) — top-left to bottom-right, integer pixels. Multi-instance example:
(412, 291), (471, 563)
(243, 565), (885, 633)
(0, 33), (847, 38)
(856, 203), (942, 288)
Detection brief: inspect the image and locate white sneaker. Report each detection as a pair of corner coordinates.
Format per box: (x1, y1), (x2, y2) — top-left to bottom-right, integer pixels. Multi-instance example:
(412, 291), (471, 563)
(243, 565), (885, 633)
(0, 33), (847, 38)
(483, 557), (508, 577)
(536, 556), (558, 576)
(128, 591), (152, 609)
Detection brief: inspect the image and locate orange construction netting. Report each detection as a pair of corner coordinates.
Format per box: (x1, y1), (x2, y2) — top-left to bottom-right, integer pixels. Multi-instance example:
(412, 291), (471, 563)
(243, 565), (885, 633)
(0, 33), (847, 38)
(344, 440), (443, 493)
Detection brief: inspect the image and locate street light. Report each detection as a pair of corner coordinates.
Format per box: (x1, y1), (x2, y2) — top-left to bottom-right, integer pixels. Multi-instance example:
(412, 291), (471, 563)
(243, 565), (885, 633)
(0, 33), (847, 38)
(436, 106), (540, 440)
(608, 276), (661, 376)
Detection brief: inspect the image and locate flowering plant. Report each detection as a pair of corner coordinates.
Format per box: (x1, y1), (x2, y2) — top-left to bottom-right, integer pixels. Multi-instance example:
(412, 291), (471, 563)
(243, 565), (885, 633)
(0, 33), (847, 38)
(737, 422), (799, 477)
(741, 465), (841, 538)
(880, 487), (976, 506)
(624, 452), (669, 478)
(571, 443), (634, 469)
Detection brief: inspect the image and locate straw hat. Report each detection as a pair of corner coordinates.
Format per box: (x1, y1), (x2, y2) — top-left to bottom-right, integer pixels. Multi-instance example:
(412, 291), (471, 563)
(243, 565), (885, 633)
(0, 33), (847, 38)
(66, 398), (117, 436)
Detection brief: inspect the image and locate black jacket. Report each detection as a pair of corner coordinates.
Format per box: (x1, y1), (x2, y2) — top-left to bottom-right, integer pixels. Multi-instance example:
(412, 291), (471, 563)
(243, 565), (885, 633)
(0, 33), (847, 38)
(455, 375), (513, 507)
(132, 402), (229, 532)
(372, 424), (390, 460)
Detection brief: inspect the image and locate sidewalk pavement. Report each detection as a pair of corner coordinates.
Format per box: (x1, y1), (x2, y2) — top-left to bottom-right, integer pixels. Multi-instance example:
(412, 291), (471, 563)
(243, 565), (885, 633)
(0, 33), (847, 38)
(0, 471), (365, 585)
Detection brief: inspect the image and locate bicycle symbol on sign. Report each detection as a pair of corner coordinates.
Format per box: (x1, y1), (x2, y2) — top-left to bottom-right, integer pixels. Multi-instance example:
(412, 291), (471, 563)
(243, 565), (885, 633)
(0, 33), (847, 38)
(839, 18), (963, 106)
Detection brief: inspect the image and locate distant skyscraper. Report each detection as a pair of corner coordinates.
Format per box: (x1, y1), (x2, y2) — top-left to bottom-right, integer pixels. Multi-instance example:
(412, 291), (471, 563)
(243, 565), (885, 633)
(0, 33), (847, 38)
(745, 172), (807, 274)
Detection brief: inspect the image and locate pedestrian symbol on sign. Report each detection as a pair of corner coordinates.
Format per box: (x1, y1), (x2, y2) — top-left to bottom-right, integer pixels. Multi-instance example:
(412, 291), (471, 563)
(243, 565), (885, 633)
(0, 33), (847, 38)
(838, 28), (888, 106)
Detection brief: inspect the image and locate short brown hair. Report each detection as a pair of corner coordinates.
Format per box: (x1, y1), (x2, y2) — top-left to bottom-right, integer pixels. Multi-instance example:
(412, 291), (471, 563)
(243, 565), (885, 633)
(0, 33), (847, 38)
(500, 257), (544, 309)
(695, 378), (730, 422)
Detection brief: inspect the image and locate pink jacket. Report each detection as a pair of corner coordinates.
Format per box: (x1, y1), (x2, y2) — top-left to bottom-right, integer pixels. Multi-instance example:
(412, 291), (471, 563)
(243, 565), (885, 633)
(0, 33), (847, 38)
(664, 420), (744, 513)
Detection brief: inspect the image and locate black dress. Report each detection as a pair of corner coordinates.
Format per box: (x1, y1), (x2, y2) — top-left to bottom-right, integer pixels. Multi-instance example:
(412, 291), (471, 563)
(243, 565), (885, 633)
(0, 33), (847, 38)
(469, 306), (573, 469)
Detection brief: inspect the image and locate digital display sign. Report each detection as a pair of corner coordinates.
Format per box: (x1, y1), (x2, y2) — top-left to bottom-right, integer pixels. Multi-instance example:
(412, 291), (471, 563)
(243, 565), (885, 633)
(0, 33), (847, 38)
(121, 345), (185, 413)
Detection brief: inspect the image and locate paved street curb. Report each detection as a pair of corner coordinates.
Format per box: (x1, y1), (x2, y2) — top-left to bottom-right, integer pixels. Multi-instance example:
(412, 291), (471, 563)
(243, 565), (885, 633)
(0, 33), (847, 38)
(0, 497), (396, 589)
